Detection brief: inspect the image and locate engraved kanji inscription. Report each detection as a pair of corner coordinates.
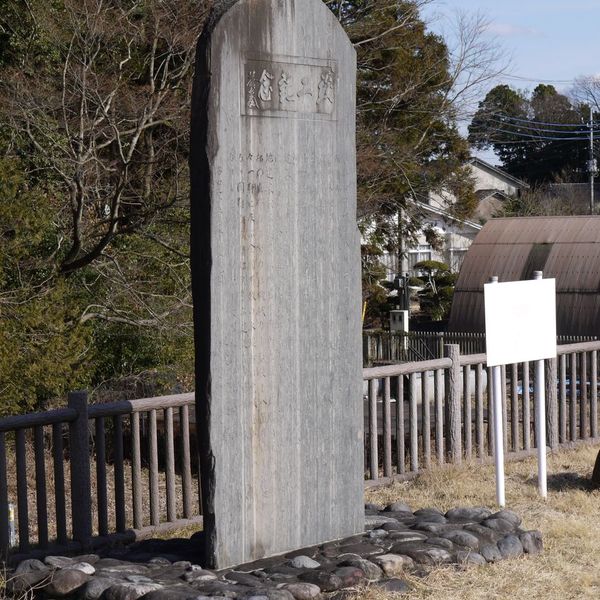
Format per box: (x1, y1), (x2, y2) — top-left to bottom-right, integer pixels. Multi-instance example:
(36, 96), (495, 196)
(243, 55), (337, 119)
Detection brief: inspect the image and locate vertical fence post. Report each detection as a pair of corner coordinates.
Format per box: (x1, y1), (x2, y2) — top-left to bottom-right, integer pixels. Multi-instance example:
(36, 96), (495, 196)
(69, 391), (92, 546)
(546, 357), (559, 449)
(444, 344), (462, 464)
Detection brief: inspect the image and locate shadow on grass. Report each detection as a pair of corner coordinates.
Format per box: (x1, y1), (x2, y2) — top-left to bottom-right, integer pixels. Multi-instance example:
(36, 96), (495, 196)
(526, 471), (599, 492)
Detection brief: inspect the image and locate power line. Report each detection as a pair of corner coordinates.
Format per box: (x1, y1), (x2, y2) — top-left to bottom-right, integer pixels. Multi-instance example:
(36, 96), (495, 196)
(500, 74), (596, 85)
(484, 112), (593, 128)
(482, 117), (593, 135)
(470, 126), (591, 141)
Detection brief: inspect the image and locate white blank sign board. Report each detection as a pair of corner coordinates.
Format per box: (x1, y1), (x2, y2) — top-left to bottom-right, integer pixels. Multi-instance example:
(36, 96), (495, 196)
(484, 279), (557, 367)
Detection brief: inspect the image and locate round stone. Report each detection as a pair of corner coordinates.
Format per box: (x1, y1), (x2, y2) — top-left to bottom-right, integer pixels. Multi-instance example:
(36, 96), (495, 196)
(491, 509), (522, 527)
(373, 553), (414, 576)
(497, 534), (524, 559)
(519, 530), (543, 555)
(338, 557), (383, 581)
(281, 583), (321, 599)
(45, 555), (75, 568)
(368, 528), (388, 539)
(442, 530), (480, 550)
(455, 551), (487, 566)
(334, 566), (364, 586)
(15, 558), (48, 574)
(44, 568), (91, 597)
(298, 570), (343, 592)
(69, 562), (96, 575)
(480, 544), (503, 563)
(482, 518), (515, 534)
(445, 507), (491, 522)
(80, 577), (116, 600)
(290, 555), (320, 569)
(425, 537), (454, 550)
(105, 582), (163, 600)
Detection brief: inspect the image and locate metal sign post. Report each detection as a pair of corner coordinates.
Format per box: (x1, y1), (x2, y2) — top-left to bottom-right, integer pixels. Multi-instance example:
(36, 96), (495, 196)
(533, 271), (548, 499)
(488, 277), (505, 507)
(484, 272), (556, 506)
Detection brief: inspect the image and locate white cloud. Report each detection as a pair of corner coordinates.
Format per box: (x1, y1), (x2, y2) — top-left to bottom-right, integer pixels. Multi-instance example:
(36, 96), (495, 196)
(485, 22), (542, 38)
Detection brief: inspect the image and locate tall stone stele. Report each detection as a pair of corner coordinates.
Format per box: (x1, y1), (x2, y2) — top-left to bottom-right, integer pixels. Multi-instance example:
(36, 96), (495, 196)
(190, 0), (363, 569)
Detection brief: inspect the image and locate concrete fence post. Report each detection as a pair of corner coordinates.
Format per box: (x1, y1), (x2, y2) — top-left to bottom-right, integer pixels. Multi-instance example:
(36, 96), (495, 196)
(69, 391), (92, 546)
(444, 344), (462, 464)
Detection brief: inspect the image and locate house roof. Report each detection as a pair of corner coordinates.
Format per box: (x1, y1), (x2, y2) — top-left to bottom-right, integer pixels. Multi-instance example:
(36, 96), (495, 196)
(470, 157), (531, 190)
(415, 200), (482, 232)
(448, 216), (600, 336)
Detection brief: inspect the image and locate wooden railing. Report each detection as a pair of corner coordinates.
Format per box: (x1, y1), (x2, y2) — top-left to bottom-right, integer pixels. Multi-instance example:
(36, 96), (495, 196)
(2, 339), (600, 561)
(363, 330), (599, 366)
(362, 341), (600, 486)
(0, 391), (200, 563)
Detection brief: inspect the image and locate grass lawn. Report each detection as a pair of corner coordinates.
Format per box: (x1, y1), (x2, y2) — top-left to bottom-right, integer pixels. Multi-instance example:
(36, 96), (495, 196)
(350, 443), (600, 599)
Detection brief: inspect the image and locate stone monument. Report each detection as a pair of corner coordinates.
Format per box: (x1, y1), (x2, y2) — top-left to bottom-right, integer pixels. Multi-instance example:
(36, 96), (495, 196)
(190, 0), (363, 569)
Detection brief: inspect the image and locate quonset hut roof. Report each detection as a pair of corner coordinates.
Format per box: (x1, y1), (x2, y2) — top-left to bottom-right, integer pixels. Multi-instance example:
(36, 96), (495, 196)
(448, 216), (600, 336)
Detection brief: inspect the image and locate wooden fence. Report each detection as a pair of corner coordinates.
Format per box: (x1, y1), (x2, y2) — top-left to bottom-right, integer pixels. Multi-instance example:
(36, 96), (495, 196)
(0, 392), (201, 564)
(363, 340), (600, 485)
(363, 330), (599, 365)
(2, 339), (600, 561)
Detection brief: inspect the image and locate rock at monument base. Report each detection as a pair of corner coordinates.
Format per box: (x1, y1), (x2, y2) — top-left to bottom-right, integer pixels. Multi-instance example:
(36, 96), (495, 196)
(591, 449), (600, 487)
(44, 568), (91, 597)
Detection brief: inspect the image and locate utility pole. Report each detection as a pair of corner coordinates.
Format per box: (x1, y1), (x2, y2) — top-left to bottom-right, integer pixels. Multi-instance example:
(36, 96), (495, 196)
(590, 106), (596, 214)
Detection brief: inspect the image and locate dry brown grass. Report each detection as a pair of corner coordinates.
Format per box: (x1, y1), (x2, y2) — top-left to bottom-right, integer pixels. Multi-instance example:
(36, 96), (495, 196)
(351, 444), (600, 600)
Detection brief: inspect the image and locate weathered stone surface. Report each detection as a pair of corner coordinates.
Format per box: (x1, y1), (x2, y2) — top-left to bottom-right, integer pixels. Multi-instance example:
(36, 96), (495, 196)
(445, 507), (491, 522)
(225, 571), (268, 587)
(372, 554), (414, 577)
(79, 577), (116, 600)
(190, 0), (362, 570)
(104, 582), (163, 600)
(298, 570), (343, 592)
(70, 562), (96, 575)
(481, 518), (515, 534)
(333, 566), (364, 587)
(399, 546), (452, 565)
(183, 568), (219, 583)
(6, 569), (52, 596)
(45, 556), (75, 568)
(338, 558), (383, 581)
(592, 449), (600, 487)
(290, 556), (320, 570)
(425, 537), (454, 550)
(519, 530), (544, 555)
(387, 531), (427, 542)
(44, 568), (91, 597)
(243, 590), (295, 600)
(442, 530), (480, 550)
(480, 544), (503, 563)
(491, 510), (522, 527)
(497, 535), (524, 559)
(455, 551), (487, 566)
(281, 582), (321, 599)
(15, 558), (48, 574)
(10, 505), (540, 599)
(364, 515), (399, 529)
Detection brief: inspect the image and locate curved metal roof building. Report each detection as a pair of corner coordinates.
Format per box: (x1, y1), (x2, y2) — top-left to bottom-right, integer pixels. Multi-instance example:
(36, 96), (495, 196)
(448, 216), (600, 336)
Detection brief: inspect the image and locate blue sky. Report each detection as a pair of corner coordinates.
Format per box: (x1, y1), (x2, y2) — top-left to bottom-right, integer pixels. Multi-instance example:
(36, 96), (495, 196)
(424, 0), (600, 92)
(421, 1), (600, 162)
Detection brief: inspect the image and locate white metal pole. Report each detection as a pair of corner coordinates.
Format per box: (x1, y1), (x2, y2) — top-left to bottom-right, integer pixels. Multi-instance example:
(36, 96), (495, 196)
(489, 276), (505, 507)
(533, 271), (548, 499)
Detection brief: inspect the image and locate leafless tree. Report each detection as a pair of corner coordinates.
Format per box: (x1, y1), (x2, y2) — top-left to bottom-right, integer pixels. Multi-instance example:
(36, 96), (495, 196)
(2, 0), (209, 329)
